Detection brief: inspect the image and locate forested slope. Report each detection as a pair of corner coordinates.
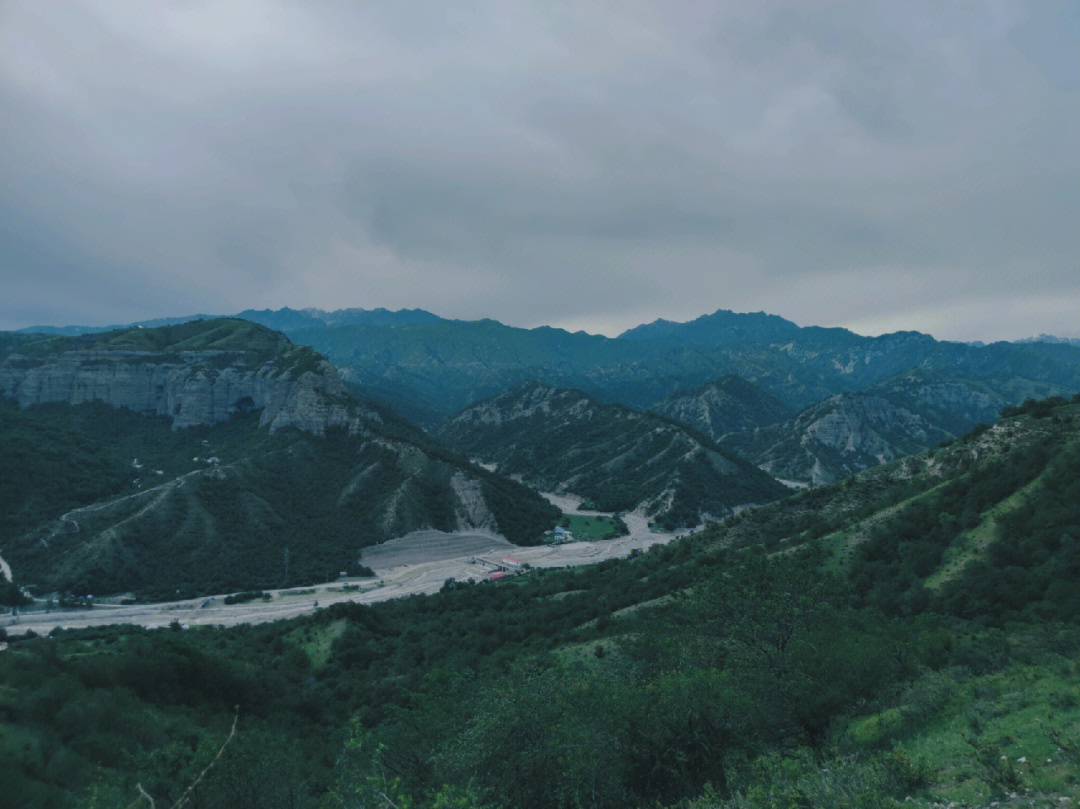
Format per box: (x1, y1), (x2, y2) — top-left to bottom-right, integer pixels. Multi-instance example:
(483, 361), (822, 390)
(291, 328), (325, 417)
(437, 382), (786, 527)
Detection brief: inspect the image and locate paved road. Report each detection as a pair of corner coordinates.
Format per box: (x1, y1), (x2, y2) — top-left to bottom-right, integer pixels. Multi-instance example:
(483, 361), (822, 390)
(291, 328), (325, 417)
(1, 521), (679, 637)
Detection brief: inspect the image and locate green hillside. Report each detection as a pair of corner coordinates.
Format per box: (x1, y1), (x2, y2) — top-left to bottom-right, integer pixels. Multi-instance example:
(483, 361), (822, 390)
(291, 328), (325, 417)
(437, 382), (787, 527)
(5, 397), (1080, 809)
(0, 319), (561, 600)
(0, 400), (556, 601)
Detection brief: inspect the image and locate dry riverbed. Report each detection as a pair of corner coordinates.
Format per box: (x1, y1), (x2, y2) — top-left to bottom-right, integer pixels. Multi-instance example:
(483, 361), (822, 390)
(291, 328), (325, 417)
(2, 509), (679, 636)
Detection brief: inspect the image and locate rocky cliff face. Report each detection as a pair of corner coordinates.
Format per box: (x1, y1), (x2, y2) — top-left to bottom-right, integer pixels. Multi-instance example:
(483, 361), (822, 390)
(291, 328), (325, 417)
(0, 320), (382, 436)
(0, 349), (365, 434)
(719, 370), (1049, 486)
(724, 392), (954, 485)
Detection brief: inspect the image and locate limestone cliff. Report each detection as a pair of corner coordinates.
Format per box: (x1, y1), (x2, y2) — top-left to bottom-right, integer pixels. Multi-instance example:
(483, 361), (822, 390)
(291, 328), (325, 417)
(0, 319), (562, 599)
(0, 319), (377, 435)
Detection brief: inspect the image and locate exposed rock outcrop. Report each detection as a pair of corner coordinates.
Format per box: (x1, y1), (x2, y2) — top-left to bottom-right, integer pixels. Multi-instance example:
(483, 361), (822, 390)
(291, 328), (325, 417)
(0, 320), (379, 435)
(1, 349), (362, 434)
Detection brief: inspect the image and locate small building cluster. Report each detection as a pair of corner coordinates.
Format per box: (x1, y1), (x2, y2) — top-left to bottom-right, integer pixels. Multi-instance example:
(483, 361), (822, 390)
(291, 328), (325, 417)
(543, 525), (575, 544)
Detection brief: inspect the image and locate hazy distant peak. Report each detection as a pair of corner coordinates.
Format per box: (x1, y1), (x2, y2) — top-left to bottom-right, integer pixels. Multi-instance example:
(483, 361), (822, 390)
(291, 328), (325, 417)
(1016, 334), (1080, 347)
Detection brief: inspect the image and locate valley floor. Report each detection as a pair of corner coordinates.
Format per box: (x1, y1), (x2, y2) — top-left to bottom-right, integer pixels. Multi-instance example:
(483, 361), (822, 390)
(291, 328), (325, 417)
(1, 516), (679, 637)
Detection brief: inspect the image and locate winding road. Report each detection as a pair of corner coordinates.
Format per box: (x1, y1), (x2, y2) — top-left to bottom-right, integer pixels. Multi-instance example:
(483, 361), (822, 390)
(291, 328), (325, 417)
(1, 500), (681, 637)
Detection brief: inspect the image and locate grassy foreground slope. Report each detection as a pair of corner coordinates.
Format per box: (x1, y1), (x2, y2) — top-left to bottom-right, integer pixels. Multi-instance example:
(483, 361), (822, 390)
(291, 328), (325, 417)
(4, 396), (1080, 808)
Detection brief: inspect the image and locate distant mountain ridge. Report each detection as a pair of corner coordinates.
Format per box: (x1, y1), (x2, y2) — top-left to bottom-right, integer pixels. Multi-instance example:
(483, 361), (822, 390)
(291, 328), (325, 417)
(619, 309), (808, 346)
(18, 306), (442, 336)
(17, 307), (1080, 444)
(1018, 334), (1080, 347)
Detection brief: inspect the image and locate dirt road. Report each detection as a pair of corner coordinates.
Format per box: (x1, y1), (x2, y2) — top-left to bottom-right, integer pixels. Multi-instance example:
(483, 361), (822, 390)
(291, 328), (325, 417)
(1, 522), (679, 637)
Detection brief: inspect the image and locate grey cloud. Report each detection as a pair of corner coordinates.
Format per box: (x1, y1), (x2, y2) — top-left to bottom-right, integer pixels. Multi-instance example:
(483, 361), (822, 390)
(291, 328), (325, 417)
(1, 1), (1078, 340)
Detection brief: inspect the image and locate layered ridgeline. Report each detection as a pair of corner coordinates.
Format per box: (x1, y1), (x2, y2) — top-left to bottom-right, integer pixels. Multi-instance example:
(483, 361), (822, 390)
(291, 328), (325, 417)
(436, 382), (786, 528)
(22, 307), (1080, 436)
(719, 369), (1059, 484)
(0, 320), (557, 600)
(275, 307), (1080, 427)
(648, 375), (792, 440)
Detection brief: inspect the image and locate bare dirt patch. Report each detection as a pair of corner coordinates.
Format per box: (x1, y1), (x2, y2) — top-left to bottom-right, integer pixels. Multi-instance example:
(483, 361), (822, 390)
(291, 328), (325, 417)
(360, 530), (515, 574)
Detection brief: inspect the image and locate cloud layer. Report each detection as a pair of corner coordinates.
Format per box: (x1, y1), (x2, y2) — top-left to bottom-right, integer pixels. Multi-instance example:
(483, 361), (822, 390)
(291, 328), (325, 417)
(2, 1), (1079, 339)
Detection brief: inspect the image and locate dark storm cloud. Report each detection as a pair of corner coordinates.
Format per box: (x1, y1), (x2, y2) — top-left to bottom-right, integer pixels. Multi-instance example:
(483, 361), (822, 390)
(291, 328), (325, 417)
(1, 1), (1078, 339)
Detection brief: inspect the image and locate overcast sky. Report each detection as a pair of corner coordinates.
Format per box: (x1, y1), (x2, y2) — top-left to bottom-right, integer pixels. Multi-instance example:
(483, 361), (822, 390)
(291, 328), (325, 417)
(2, 2), (1079, 339)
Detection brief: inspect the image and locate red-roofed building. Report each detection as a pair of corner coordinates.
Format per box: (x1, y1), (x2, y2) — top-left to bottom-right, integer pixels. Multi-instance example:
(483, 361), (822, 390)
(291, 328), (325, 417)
(502, 557), (522, 568)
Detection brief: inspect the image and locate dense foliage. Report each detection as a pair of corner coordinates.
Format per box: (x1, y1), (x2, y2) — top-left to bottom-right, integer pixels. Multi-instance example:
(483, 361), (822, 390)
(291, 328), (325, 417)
(6, 398), (1080, 808)
(852, 406), (1080, 622)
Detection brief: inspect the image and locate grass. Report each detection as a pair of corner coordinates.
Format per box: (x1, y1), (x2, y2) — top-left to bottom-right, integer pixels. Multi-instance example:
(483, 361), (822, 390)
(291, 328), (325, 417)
(924, 471), (1049, 590)
(556, 514), (626, 541)
(818, 478), (953, 575)
(837, 659), (1080, 805)
(291, 618), (347, 669)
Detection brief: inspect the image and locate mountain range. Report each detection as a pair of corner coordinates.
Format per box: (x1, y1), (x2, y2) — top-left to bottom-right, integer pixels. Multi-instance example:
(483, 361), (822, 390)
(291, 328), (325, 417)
(20, 308), (1080, 431)
(12, 306), (1080, 489)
